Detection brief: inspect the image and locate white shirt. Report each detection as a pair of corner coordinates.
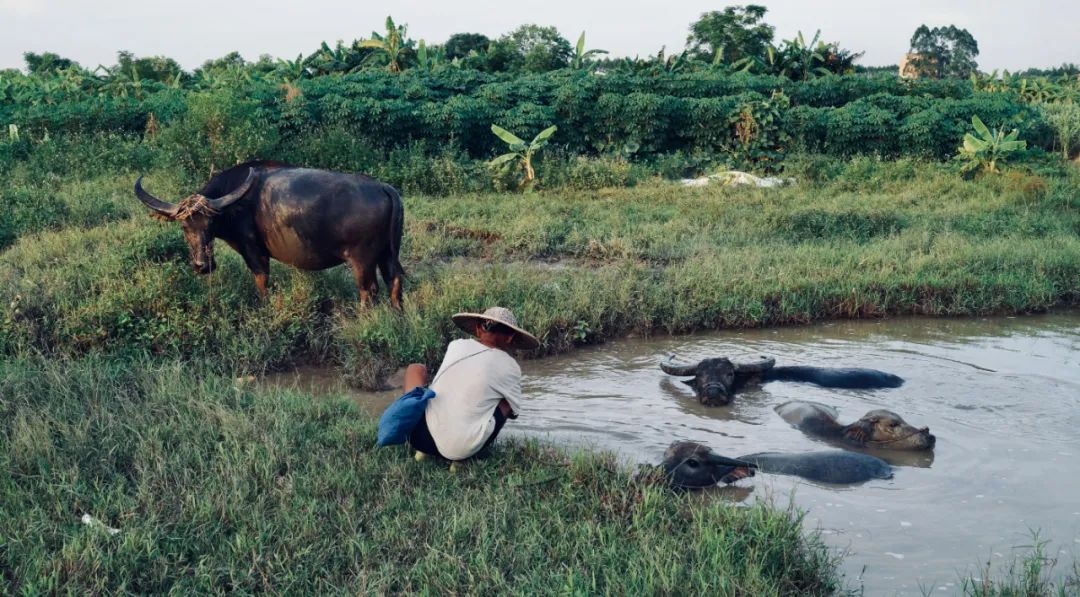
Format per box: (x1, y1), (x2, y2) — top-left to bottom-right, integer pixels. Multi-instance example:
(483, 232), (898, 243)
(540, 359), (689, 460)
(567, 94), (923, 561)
(425, 338), (524, 460)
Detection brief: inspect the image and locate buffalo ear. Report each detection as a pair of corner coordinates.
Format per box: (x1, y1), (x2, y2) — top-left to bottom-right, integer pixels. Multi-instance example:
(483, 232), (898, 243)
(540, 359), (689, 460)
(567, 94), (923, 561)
(681, 379), (698, 389)
(149, 212), (175, 222)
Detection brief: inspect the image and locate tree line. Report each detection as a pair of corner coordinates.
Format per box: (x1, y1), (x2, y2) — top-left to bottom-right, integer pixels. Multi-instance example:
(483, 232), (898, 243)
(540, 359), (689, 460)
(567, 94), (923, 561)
(10, 6), (1051, 85)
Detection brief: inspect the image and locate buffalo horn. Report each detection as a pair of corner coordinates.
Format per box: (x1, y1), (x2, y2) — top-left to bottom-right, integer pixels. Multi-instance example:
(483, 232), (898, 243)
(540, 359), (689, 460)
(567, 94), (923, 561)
(660, 355), (699, 377)
(205, 167), (256, 210)
(134, 176), (179, 217)
(733, 355), (776, 374)
(706, 452), (758, 469)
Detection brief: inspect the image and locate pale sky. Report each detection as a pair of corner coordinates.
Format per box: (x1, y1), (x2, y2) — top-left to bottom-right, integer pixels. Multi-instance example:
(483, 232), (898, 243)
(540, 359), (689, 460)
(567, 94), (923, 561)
(1, 0), (1076, 73)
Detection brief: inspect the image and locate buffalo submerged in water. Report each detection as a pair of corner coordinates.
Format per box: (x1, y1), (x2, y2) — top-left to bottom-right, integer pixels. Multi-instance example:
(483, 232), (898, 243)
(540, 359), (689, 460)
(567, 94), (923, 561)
(134, 161), (405, 307)
(660, 354), (904, 406)
(661, 441), (893, 487)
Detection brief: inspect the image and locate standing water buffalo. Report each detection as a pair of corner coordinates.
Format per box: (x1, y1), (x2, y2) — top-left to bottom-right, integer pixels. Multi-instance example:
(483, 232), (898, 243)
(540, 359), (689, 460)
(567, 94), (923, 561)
(660, 354), (903, 406)
(134, 161), (405, 307)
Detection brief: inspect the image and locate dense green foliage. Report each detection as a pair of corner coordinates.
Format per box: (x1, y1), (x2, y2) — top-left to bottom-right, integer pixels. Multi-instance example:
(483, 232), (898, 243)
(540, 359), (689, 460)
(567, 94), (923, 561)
(686, 5), (774, 65)
(0, 67), (1061, 183)
(908, 24), (980, 79)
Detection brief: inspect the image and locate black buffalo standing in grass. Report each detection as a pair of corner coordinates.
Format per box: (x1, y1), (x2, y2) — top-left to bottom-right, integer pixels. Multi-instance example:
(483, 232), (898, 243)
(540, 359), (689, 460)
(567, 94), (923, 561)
(135, 161), (405, 308)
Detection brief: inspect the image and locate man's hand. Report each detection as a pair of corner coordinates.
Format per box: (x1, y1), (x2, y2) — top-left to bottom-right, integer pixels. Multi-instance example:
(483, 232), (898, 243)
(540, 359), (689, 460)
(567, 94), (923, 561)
(498, 399), (516, 419)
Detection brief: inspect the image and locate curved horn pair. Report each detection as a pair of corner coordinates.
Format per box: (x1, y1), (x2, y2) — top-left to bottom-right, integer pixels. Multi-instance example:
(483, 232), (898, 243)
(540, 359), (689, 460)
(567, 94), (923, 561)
(660, 355), (698, 376)
(134, 168), (256, 217)
(660, 354), (776, 376)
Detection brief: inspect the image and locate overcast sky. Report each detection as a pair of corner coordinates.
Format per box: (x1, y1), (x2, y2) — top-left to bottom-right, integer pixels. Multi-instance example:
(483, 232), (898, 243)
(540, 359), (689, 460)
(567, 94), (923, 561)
(1, 0), (1076, 73)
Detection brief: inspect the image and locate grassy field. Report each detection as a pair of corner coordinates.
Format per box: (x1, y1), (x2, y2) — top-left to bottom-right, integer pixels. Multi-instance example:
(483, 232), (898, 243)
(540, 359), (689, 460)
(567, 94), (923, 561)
(0, 357), (843, 595)
(2, 155), (1078, 387)
(2, 151), (1079, 592)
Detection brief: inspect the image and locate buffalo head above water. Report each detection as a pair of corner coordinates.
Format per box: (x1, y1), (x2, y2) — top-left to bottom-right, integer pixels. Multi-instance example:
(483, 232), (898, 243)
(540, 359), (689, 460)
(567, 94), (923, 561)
(660, 355), (776, 406)
(661, 441), (757, 488)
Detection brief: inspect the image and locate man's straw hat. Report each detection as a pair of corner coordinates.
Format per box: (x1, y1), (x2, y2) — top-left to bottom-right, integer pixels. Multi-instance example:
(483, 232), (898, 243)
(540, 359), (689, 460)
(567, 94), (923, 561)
(451, 306), (540, 350)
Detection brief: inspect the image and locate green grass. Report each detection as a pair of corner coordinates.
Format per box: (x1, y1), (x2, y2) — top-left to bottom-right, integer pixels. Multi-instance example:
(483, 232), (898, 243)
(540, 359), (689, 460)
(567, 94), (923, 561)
(0, 357), (844, 594)
(2, 157), (1077, 387)
(961, 535), (1080, 596)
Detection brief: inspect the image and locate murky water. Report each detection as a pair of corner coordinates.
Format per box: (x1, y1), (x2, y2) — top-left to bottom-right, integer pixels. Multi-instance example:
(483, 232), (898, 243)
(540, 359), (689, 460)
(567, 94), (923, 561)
(265, 313), (1080, 595)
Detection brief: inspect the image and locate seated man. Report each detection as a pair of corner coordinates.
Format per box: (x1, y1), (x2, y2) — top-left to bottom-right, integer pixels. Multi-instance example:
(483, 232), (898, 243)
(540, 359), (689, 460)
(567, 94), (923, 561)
(404, 307), (539, 469)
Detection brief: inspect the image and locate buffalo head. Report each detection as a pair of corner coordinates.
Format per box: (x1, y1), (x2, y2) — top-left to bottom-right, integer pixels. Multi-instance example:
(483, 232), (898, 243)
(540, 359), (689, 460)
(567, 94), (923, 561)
(660, 354), (776, 405)
(662, 441), (756, 488)
(843, 409), (936, 450)
(134, 168), (255, 274)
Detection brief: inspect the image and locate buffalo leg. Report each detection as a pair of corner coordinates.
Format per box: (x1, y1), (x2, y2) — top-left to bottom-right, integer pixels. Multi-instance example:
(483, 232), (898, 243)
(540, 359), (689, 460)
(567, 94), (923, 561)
(347, 256), (378, 306)
(243, 253), (270, 301)
(253, 272), (269, 298)
(378, 260), (404, 310)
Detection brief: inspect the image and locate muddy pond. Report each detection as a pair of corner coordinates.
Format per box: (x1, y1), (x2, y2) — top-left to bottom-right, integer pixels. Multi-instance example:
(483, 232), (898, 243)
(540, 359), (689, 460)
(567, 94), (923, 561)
(266, 313), (1080, 594)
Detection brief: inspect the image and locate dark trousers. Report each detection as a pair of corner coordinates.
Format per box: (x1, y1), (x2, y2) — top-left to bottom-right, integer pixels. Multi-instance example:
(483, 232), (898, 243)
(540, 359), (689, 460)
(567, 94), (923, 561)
(409, 407), (508, 460)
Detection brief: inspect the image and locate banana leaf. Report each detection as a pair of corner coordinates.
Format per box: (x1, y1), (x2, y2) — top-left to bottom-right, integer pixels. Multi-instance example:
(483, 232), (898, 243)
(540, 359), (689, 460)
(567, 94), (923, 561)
(963, 134), (988, 152)
(971, 116), (993, 141)
(487, 153), (517, 167)
(997, 140), (1026, 151)
(491, 124), (525, 147)
(531, 125), (558, 144)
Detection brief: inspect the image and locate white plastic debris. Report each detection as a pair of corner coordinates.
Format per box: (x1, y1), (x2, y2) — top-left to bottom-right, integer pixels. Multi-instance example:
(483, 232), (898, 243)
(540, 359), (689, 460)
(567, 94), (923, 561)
(81, 514), (120, 535)
(681, 170), (795, 188)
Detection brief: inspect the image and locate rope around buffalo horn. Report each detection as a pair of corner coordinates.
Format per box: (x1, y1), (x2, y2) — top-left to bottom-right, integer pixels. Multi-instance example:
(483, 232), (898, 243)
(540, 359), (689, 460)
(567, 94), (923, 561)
(173, 195), (220, 220)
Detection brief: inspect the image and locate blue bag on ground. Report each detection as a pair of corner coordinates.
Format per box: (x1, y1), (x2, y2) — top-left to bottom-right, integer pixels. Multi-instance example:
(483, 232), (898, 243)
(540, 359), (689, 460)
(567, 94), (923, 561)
(377, 386), (436, 446)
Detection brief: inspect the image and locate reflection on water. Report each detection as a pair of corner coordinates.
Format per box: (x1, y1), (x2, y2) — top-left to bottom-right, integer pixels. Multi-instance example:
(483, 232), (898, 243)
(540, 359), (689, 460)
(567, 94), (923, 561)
(264, 313), (1080, 595)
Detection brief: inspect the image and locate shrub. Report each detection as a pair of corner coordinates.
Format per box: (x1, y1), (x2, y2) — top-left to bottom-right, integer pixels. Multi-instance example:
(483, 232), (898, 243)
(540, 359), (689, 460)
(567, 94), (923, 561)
(541, 154), (639, 190)
(158, 90), (280, 180)
(1042, 102), (1080, 159)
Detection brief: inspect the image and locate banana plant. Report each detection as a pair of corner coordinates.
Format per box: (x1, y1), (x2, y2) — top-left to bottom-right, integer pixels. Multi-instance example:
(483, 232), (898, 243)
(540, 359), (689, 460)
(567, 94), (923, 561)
(488, 124), (557, 191)
(415, 40), (446, 71)
(572, 31), (608, 70)
(958, 115), (1026, 174)
(93, 63), (143, 98)
(759, 31), (832, 80)
(358, 16), (414, 73)
(274, 54), (310, 84)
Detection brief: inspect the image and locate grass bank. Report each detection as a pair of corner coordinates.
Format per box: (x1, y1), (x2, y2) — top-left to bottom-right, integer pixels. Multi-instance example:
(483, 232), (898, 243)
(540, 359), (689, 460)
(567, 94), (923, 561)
(0, 357), (843, 594)
(2, 157), (1078, 387)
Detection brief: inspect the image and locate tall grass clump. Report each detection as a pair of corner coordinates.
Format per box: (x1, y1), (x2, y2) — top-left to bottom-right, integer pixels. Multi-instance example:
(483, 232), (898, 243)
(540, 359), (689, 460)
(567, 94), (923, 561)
(0, 357), (844, 594)
(961, 535), (1080, 596)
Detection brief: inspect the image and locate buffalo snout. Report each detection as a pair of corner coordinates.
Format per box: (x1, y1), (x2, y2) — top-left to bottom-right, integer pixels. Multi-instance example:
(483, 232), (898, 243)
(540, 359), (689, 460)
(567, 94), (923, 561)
(700, 382), (733, 405)
(193, 258), (217, 275)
